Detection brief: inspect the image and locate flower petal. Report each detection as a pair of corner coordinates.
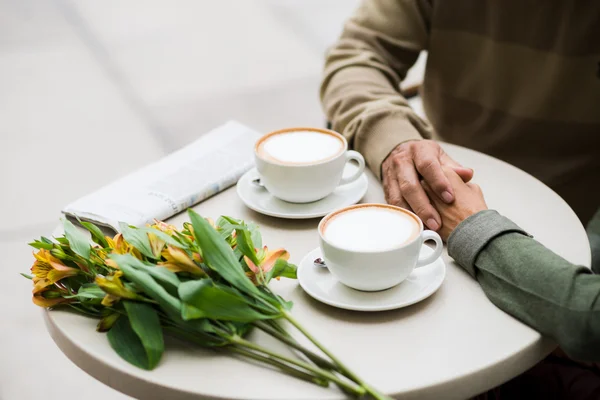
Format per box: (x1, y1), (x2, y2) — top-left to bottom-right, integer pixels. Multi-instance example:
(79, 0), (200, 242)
(97, 312), (120, 332)
(105, 258), (120, 269)
(158, 246), (204, 275)
(260, 249), (290, 273)
(33, 295), (67, 308)
(47, 267), (78, 284)
(244, 255), (259, 273)
(147, 232), (166, 258)
(96, 271), (140, 301)
(32, 287), (69, 308)
(32, 278), (51, 294)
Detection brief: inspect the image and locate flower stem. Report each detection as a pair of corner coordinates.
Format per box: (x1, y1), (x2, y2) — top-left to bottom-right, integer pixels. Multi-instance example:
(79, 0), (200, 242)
(283, 311), (391, 400)
(231, 336), (365, 397)
(166, 326), (322, 385)
(228, 346), (329, 387)
(254, 321), (337, 370)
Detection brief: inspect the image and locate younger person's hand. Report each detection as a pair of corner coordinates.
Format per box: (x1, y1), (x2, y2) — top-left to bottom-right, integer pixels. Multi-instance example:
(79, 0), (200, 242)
(422, 166), (488, 241)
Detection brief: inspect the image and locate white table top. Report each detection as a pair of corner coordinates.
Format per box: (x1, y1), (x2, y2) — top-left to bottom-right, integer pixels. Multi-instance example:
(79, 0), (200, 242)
(45, 143), (591, 400)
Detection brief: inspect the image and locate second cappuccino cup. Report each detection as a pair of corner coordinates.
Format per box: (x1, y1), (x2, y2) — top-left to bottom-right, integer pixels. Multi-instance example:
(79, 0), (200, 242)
(319, 204), (444, 291)
(254, 127), (365, 203)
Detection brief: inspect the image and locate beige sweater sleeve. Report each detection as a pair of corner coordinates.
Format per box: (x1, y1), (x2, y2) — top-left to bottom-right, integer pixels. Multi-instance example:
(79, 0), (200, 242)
(320, 0), (434, 179)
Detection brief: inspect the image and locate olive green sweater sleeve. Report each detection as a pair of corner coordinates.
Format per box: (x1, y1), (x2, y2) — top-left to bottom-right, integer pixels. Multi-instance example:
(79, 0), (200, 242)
(448, 210), (600, 362)
(320, 0), (434, 179)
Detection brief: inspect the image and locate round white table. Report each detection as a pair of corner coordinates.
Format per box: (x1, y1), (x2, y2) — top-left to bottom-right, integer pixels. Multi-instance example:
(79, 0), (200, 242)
(45, 144), (591, 400)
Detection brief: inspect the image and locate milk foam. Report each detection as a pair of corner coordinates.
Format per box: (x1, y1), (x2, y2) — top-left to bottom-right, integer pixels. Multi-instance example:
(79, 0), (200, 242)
(261, 131), (343, 164)
(323, 207), (419, 251)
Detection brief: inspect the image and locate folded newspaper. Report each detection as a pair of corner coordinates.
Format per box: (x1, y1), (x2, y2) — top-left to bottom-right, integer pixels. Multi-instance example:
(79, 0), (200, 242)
(62, 121), (261, 232)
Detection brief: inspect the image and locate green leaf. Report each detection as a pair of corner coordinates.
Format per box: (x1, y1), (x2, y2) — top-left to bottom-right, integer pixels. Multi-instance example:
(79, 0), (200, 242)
(79, 221), (109, 247)
(63, 219), (91, 260)
(107, 316), (152, 370)
(123, 301), (164, 369)
(229, 321), (254, 338)
(248, 222), (262, 249)
(112, 254), (182, 318)
(265, 259), (298, 283)
(119, 223), (156, 259)
(128, 261), (181, 297)
(276, 295), (294, 311)
(188, 210), (259, 297)
(138, 227), (188, 249)
(28, 240), (54, 250)
(65, 283), (105, 302)
(41, 236), (54, 244)
(20, 273), (33, 280)
(173, 231), (195, 248)
(178, 280), (276, 322)
(181, 303), (205, 320)
(235, 227), (260, 266)
(216, 216), (236, 239)
(80, 283), (105, 294)
(163, 324), (228, 347)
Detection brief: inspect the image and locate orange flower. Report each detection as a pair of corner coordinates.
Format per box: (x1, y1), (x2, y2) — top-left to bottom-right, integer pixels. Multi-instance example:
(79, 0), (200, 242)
(158, 246), (205, 276)
(32, 287), (70, 308)
(245, 247), (290, 274)
(30, 249), (78, 292)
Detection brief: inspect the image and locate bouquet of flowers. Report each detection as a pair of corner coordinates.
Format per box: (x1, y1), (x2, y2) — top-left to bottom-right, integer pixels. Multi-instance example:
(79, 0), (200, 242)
(23, 209), (389, 399)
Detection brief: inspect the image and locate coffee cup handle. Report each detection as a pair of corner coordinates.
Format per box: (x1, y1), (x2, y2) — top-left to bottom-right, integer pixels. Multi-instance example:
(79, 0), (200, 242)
(339, 150), (366, 185)
(415, 230), (444, 268)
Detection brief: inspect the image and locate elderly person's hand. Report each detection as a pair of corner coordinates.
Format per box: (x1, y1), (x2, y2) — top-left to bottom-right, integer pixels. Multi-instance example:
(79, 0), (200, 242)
(382, 140), (474, 231)
(422, 166), (488, 241)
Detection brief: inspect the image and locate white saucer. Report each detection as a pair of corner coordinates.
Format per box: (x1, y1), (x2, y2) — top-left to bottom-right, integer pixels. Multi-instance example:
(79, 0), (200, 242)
(237, 165), (368, 219)
(297, 247), (446, 312)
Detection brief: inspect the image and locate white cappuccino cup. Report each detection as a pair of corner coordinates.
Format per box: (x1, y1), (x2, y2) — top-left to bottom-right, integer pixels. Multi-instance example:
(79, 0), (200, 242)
(254, 127), (365, 203)
(319, 204), (444, 291)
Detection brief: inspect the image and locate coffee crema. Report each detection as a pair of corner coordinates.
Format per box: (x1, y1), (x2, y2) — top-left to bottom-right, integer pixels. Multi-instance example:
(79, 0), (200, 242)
(321, 204), (421, 252)
(257, 128), (344, 165)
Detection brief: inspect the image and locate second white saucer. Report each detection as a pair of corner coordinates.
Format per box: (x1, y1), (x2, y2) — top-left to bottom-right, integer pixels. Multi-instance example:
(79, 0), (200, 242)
(297, 246), (446, 312)
(236, 165), (368, 219)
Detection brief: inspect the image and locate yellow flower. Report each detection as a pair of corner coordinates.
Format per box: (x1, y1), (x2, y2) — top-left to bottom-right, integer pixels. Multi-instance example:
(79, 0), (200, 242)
(32, 287), (70, 308)
(158, 246), (205, 276)
(30, 249), (78, 291)
(148, 232), (165, 258)
(245, 246), (290, 274)
(150, 220), (177, 235)
(95, 271), (142, 306)
(106, 233), (128, 254)
(105, 233), (142, 260)
(97, 312), (121, 332)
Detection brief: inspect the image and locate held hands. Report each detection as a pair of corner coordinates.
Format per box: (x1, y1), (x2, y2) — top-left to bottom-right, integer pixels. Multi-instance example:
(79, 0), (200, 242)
(382, 140), (474, 231)
(422, 166), (488, 241)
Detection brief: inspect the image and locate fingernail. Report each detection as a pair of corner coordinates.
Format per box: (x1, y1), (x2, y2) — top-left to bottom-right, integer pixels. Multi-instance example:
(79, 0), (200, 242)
(442, 191), (453, 203)
(427, 219), (439, 231)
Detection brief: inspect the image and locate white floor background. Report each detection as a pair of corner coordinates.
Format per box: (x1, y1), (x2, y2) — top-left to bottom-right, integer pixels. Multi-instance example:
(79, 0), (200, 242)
(0, 1), (425, 398)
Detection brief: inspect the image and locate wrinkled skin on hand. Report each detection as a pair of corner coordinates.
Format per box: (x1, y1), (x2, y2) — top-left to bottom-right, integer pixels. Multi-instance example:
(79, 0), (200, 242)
(382, 140), (474, 231)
